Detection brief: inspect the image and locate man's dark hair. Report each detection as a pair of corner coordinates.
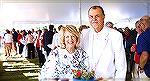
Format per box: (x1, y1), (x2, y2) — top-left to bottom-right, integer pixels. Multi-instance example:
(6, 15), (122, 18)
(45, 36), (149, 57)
(12, 28), (15, 31)
(49, 25), (54, 31)
(58, 25), (63, 31)
(38, 30), (42, 33)
(28, 30), (32, 34)
(88, 5), (105, 16)
(6, 30), (10, 34)
(106, 21), (114, 26)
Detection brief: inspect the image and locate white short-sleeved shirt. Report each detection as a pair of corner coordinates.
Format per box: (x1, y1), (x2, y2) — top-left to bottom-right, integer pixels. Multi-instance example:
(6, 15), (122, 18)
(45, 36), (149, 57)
(4, 34), (13, 43)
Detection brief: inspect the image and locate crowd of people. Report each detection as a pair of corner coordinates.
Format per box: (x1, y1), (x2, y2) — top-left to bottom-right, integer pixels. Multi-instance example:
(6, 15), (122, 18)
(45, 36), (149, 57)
(1, 27), (50, 66)
(0, 5), (150, 81)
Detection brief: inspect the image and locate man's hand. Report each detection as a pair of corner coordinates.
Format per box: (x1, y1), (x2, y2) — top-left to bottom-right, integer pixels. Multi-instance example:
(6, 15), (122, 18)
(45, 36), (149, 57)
(138, 66), (144, 73)
(139, 51), (149, 72)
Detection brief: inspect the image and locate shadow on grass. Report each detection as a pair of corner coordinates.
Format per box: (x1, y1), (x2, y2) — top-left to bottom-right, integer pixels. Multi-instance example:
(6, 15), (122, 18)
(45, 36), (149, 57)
(0, 57), (40, 81)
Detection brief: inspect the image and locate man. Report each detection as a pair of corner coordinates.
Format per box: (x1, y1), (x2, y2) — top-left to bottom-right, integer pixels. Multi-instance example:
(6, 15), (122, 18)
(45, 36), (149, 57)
(137, 16), (150, 79)
(44, 25), (55, 57)
(12, 28), (18, 54)
(130, 20), (141, 78)
(80, 6), (127, 80)
(31, 28), (37, 43)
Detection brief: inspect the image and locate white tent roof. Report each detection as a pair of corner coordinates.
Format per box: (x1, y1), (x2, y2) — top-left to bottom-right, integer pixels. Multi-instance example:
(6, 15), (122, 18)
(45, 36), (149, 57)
(0, 0), (150, 29)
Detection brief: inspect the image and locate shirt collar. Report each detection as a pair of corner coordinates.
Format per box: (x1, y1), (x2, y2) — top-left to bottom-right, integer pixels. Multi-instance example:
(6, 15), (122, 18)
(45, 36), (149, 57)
(91, 26), (108, 36)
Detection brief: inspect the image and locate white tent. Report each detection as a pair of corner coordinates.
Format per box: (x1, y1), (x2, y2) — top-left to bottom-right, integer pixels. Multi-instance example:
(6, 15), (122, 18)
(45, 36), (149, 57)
(0, 0), (150, 30)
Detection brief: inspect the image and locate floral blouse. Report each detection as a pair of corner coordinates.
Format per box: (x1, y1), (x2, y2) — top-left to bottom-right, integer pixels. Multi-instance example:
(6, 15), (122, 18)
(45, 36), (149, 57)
(38, 47), (89, 81)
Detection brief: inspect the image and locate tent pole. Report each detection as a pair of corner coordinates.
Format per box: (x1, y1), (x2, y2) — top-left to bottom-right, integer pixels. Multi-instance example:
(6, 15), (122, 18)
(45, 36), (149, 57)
(79, 0), (82, 26)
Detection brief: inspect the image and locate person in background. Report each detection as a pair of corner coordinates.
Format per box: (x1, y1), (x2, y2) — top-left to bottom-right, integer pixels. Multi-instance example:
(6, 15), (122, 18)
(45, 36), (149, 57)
(16, 30), (20, 55)
(123, 27), (134, 79)
(31, 28), (37, 43)
(0, 35), (1, 47)
(137, 16), (150, 79)
(51, 25), (63, 50)
(80, 5), (127, 80)
(17, 31), (26, 56)
(53, 28), (58, 33)
(44, 25), (55, 57)
(130, 20), (142, 78)
(79, 25), (90, 33)
(41, 29), (48, 61)
(26, 30), (35, 59)
(12, 28), (18, 55)
(35, 30), (45, 67)
(39, 25), (89, 81)
(31, 29), (38, 57)
(3, 30), (13, 57)
(105, 21), (114, 29)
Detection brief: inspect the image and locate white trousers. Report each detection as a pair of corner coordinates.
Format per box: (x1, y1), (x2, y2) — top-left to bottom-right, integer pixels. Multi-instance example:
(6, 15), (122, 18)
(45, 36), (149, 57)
(132, 72), (150, 81)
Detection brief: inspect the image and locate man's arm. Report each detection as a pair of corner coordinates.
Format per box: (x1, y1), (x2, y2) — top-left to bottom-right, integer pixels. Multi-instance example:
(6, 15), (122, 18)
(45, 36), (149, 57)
(139, 51), (149, 70)
(112, 31), (127, 79)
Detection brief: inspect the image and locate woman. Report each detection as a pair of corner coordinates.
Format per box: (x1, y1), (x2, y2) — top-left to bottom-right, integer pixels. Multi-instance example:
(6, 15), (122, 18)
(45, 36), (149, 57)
(26, 30), (35, 59)
(17, 30), (26, 55)
(35, 30), (45, 66)
(39, 25), (89, 81)
(3, 30), (13, 57)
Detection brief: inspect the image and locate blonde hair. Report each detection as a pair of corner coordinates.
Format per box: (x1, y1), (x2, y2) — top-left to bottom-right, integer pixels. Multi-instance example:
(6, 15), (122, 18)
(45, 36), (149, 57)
(59, 25), (80, 49)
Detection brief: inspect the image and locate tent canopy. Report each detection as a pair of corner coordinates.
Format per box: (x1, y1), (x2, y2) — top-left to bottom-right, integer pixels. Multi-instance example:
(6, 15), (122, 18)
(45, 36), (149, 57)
(0, 0), (149, 29)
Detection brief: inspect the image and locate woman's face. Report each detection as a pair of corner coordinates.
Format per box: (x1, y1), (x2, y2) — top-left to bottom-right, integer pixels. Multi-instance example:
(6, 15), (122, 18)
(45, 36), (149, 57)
(64, 31), (77, 49)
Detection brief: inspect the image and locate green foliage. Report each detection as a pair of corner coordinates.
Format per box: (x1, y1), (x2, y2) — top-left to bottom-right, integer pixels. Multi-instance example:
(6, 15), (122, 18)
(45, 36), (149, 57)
(72, 63), (95, 80)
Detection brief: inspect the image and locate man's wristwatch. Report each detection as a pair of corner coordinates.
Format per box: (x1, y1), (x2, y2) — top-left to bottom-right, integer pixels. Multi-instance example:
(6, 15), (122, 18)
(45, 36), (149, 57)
(138, 66), (144, 70)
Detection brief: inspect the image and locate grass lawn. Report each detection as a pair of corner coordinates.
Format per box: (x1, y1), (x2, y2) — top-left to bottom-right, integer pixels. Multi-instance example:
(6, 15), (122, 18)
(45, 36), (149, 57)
(0, 53), (40, 81)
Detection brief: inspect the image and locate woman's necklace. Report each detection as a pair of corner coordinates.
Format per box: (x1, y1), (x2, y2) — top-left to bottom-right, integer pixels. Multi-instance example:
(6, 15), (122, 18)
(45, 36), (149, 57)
(66, 47), (75, 54)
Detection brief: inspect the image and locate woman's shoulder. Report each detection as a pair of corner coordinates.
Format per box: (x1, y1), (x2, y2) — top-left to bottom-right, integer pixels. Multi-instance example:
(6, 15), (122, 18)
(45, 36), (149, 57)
(50, 47), (66, 56)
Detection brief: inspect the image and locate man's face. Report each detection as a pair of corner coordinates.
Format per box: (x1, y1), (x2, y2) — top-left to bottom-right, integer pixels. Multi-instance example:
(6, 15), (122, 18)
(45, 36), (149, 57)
(135, 24), (142, 34)
(88, 8), (105, 31)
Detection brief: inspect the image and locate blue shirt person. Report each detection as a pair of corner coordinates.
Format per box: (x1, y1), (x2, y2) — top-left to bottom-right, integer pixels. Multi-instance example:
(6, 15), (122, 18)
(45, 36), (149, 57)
(137, 17), (150, 78)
